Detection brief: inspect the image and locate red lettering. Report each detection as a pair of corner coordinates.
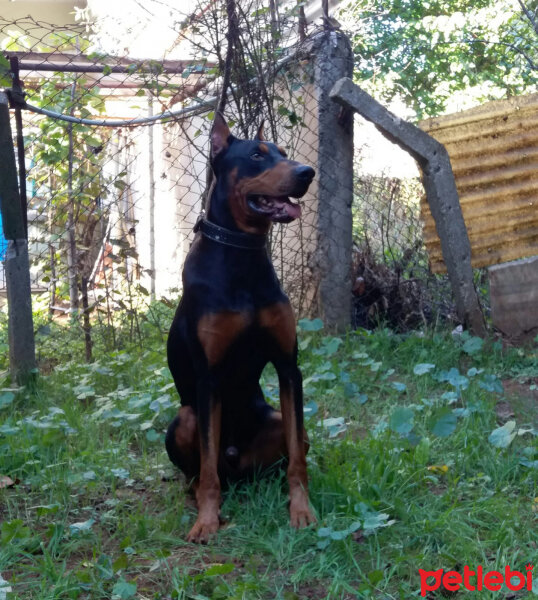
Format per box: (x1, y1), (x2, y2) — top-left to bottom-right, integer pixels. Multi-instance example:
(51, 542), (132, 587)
(484, 571), (503, 591)
(477, 565), (483, 590)
(443, 571), (462, 591)
(463, 565), (476, 591)
(505, 566), (525, 591)
(419, 569), (443, 597)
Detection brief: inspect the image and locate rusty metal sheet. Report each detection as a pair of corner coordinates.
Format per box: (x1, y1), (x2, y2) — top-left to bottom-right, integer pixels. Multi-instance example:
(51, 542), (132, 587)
(419, 93), (538, 273)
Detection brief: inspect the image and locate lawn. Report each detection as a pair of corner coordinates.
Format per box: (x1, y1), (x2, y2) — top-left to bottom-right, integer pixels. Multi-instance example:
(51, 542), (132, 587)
(1, 309), (537, 599)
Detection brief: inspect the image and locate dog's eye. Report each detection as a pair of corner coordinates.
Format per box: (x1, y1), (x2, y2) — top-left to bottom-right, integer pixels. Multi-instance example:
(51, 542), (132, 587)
(251, 152), (264, 161)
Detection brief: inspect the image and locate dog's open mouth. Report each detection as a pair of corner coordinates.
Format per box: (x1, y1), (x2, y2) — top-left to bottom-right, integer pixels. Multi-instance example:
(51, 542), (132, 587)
(247, 195), (302, 223)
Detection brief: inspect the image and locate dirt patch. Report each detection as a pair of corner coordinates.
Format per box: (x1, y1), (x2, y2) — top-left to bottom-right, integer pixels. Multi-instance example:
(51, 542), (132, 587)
(494, 400), (515, 423)
(500, 379), (537, 425)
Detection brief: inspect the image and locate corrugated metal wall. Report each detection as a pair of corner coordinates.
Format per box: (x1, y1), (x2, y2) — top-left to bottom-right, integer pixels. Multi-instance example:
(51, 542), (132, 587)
(419, 93), (538, 274)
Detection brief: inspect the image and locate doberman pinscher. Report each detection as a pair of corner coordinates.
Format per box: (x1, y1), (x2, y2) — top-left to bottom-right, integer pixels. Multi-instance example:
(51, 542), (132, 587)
(165, 113), (316, 543)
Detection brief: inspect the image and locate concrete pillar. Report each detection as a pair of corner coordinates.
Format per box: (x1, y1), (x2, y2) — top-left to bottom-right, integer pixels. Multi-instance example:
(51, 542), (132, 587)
(330, 78), (486, 336)
(313, 33), (354, 330)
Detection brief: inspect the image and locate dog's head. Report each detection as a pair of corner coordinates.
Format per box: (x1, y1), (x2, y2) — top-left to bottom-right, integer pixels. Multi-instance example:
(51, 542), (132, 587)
(208, 113), (315, 234)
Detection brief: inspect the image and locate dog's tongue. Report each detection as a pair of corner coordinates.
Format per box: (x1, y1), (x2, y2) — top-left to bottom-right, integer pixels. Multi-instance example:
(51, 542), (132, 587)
(284, 201), (301, 219)
(274, 197), (301, 219)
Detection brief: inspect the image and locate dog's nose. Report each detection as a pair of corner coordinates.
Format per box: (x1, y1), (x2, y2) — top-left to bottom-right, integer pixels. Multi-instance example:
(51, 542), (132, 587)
(294, 165), (315, 182)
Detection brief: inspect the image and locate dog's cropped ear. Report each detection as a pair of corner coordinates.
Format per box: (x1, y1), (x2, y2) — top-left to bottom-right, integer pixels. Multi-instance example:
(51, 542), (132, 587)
(255, 120), (265, 141)
(211, 112), (231, 159)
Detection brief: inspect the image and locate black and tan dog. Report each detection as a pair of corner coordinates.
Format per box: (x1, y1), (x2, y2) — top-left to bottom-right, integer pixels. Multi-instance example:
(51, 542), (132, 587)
(165, 113), (316, 543)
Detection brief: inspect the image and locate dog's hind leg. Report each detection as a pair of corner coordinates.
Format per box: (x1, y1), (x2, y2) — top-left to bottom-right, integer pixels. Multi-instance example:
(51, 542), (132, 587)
(165, 406), (200, 480)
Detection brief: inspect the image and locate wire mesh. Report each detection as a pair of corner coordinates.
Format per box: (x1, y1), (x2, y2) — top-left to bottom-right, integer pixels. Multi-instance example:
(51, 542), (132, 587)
(0, 3), (457, 360)
(350, 114), (457, 330)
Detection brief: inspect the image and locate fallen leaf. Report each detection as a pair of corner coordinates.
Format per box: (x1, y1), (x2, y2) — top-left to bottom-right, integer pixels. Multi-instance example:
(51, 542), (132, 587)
(0, 476), (14, 489)
(427, 465), (449, 475)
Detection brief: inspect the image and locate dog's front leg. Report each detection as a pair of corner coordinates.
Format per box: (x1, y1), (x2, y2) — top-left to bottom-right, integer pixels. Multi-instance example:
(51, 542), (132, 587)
(187, 379), (221, 543)
(277, 361), (316, 528)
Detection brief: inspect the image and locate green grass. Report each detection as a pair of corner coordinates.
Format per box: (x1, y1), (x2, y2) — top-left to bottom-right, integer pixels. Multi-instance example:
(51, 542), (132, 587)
(1, 316), (537, 599)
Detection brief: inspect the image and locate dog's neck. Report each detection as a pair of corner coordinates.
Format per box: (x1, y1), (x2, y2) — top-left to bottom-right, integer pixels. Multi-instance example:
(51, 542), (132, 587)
(206, 180), (239, 232)
(195, 218), (268, 250)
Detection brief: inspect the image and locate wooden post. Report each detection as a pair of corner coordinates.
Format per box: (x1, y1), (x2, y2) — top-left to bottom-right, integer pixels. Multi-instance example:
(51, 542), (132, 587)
(0, 91), (37, 383)
(330, 78), (486, 335)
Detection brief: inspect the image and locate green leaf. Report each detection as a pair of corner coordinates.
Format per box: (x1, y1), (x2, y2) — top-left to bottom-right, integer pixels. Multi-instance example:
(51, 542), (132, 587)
(391, 381), (407, 393)
(69, 519), (95, 534)
(36, 503), (60, 517)
(323, 337), (343, 356)
(363, 512), (396, 531)
(389, 406), (414, 435)
(488, 420), (517, 448)
(1, 519), (30, 544)
(145, 429), (160, 442)
(112, 579), (137, 599)
(297, 318), (323, 332)
(367, 569), (384, 586)
(317, 527), (332, 537)
(113, 553), (129, 572)
(431, 410), (457, 437)
(303, 400), (318, 417)
(0, 392), (15, 409)
(318, 417), (347, 438)
(462, 336), (483, 355)
(203, 563), (235, 577)
(111, 468), (129, 479)
(478, 374), (503, 394)
(0, 54), (11, 87)
(355, 393), (368, 405)
(413, 363), (435, 375)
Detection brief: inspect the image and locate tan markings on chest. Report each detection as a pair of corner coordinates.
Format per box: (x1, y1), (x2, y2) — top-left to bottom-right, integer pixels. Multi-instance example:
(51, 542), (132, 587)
(258, 302), (296, 355)
(197, 311), (251, 366)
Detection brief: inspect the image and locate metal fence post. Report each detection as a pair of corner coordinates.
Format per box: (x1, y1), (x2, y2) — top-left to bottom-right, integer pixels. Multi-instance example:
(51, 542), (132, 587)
(313, 32), (354, 331)
(0, 91), (37, 383)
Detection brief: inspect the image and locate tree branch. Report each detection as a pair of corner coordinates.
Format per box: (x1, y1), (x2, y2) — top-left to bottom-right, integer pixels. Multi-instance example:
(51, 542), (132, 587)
(516, 0), (538, 35)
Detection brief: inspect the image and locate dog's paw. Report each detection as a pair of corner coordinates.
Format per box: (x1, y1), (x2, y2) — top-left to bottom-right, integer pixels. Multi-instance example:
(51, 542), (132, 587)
(290, 503), (316, 529)
(186, 516), (220, 544)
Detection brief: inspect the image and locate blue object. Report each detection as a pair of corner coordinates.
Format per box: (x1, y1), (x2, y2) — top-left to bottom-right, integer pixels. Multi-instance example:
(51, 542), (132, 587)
(0, 211), (8, 261)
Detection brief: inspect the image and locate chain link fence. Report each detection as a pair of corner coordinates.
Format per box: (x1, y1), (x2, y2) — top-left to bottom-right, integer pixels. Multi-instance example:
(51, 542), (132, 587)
(0, 3), (458, 366)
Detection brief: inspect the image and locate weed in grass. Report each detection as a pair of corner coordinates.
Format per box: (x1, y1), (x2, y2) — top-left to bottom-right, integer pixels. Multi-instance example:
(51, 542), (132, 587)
(0, 314), (536, 598)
